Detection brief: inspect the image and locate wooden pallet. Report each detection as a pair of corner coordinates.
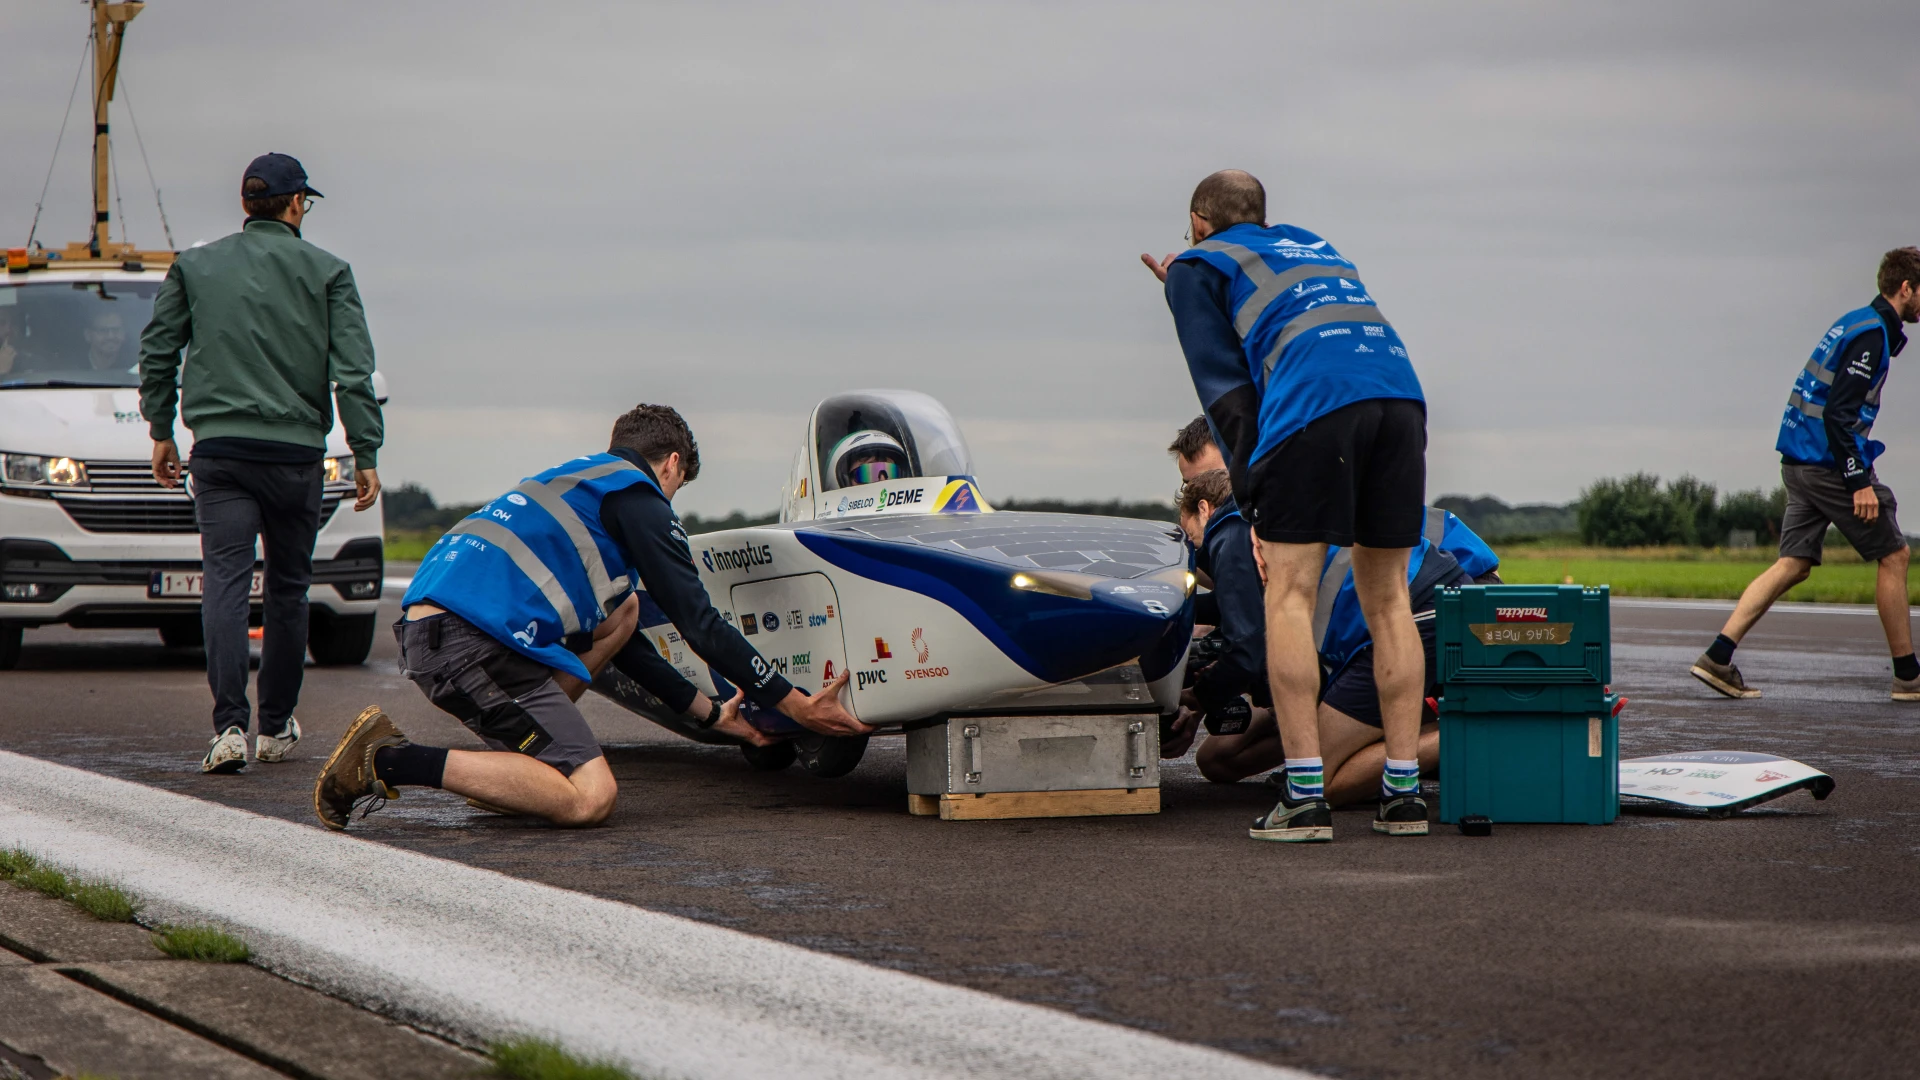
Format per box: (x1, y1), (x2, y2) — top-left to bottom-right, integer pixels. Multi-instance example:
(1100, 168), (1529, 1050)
(907, 787), (1160, 821)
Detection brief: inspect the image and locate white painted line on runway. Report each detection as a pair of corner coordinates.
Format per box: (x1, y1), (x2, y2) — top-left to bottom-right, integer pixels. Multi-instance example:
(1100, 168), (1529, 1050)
(0, 752), (1306, 1080)
(383, 576), (412, 592)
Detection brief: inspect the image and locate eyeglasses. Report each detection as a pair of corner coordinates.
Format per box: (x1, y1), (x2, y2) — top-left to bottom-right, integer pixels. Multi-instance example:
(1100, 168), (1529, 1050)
(299, 196), (315, 214)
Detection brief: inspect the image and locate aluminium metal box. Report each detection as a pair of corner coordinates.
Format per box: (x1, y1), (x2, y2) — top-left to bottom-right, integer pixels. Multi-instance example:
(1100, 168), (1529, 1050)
(906, 713), (1159, 796)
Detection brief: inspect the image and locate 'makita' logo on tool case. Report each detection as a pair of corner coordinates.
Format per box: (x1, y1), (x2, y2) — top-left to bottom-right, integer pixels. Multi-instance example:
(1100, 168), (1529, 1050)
(1494, 607), (1550, 622)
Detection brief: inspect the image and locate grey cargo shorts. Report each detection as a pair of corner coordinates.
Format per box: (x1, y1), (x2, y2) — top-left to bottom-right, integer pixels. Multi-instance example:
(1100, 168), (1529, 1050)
(1779, 463), (1908, 565)
(394, 613), (603, 776)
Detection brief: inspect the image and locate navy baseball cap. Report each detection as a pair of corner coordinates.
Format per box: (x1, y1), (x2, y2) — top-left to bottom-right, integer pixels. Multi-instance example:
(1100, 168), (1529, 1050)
(242, 153), (322, 199)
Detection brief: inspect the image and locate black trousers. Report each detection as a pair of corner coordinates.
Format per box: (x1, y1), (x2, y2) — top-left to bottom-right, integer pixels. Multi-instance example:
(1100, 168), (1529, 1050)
(189, 455), (322, 736)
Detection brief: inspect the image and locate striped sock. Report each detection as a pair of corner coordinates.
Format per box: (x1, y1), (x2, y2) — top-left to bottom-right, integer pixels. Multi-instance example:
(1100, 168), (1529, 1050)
(1284, 757), (1325, 803)
(1382, 758), (1420, 800)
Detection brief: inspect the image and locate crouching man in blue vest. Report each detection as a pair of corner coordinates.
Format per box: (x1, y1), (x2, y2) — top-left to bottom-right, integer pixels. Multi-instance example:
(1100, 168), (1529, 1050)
(312, 405), (868, 830)
(1146, 170), (1433, 841)
(1691, 248), (1920, 701)
(1167, 468), (1499, 802)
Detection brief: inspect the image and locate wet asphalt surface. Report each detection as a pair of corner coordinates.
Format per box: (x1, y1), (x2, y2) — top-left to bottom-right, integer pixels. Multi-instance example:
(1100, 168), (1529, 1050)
(5, 595), (1917, 1080)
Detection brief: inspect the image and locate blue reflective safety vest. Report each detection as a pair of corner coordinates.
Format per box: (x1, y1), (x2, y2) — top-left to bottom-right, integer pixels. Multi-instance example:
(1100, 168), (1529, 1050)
(1173, 222), (1424, 466)
(1315, 507), (1497, 672)
(1776, 304), (1892, 470)
(401, 454), (662, 681)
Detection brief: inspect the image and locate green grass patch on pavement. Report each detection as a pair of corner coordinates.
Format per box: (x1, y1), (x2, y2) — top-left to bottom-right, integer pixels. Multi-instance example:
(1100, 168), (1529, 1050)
(0, 849), (139, 922)
(1492, 543), (1910, 604)
(490, 1037), (638, 1080)
(152, 924), (252, 963)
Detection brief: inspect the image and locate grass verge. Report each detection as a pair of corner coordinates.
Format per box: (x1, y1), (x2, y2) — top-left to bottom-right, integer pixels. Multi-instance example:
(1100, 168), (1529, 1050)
(490, 1037), (637, 1080)
(151, 924), (252, 963)
(385, 529), (441, 562)
(0, 849), (139, 922)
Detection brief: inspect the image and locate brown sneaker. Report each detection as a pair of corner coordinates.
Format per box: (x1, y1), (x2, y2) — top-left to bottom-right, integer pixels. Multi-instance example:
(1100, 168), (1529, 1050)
(1689, 654), (1761, 699)
(1894, 675), (1920, 702)
(313, 706), (408, 831)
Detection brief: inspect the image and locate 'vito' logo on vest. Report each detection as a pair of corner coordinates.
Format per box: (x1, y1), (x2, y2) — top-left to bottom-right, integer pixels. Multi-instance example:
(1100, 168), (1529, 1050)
(1494, 607), (1550, 622)
(512, 620), (538, 645)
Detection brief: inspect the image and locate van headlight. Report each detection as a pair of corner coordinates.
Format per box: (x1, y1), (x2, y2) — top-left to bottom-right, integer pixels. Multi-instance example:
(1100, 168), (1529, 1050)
(0, 454), (88, 488)
(323, 455), (353, 483)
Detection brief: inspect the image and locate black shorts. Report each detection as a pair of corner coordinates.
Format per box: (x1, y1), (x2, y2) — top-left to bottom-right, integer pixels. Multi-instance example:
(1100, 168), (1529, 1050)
(1319, 615), (1439, 729)
(1247, 398), (1427, 548)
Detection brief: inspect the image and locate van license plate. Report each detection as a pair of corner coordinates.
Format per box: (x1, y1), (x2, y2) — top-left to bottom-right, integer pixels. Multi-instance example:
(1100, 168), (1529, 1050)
(149, 571), (264, 599)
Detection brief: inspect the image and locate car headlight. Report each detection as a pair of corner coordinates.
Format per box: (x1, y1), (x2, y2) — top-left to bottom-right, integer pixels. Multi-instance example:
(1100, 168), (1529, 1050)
(1009, 569), (1096, 600)
(0, 453), (88, 487)
(323, 455), (354, 483)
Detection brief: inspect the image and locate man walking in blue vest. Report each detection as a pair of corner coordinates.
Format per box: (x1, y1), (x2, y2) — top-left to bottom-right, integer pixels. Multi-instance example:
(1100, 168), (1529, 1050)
(1144, 169), (1430, 842)
(1691, 248), (1920, 701)
(311, 405), (868, 829)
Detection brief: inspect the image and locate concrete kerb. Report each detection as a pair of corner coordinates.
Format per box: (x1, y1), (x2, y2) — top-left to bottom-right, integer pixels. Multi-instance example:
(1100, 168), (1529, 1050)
(0, 751), (1310, 1080)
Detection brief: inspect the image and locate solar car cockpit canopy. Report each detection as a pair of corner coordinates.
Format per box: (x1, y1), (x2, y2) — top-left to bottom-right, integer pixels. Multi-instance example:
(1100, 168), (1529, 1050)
(810, 390), (977, 492)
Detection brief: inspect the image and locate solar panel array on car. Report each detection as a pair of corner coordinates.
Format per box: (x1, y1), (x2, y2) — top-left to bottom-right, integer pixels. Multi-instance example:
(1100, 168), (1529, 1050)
(815, 512), (1185, 579)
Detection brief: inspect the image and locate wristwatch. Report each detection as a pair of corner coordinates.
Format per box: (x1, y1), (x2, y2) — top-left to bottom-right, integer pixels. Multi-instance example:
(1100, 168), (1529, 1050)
(695, 697), (723, 730)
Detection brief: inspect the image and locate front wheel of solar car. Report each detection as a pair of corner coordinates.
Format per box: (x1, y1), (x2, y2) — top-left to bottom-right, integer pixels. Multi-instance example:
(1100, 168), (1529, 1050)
(740, 740), (798, 771)
(793, 734), (869, 779)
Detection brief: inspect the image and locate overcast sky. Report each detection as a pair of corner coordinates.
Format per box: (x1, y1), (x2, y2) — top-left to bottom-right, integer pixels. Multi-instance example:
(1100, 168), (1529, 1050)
(5, 1), (1918, 515)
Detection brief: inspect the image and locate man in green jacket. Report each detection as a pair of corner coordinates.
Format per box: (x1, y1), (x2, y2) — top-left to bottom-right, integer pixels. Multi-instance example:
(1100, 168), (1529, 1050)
(139, 153), (384, 775)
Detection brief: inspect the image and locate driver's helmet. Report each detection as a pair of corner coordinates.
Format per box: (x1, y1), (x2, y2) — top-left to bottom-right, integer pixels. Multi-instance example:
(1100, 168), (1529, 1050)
(828, 430), (912, 488)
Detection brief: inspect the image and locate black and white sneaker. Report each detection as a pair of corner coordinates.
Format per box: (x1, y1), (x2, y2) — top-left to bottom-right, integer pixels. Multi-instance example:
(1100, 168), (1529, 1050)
(201, 726), (248, 774)
(1372, 793), (1430, 836)
(1250, 794), (1333, 843)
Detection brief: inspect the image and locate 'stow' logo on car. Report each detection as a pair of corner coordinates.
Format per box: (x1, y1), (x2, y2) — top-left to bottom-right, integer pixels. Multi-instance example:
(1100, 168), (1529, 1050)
(1494, 607), (1550, 622)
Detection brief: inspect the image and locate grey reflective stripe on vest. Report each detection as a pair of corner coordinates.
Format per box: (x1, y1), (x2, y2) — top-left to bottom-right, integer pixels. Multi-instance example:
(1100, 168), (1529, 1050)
(1801, 356), (1834, 386)
(1261, 304), (1392, 379)
(1193, 239), (1362, 338)
(1425, 506), (1447, 546)
(530, 457), (647, 613)
(446, 516), (583, 634)
(1788, 389), (1824, 420)
(543, 458), (640, 496)
(512, 478), (627, 614)
(1310, 547), (1354, 650)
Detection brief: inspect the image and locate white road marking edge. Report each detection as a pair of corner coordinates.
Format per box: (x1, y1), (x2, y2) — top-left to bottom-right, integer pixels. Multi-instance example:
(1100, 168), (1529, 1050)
(0, 752), (1306, 1080)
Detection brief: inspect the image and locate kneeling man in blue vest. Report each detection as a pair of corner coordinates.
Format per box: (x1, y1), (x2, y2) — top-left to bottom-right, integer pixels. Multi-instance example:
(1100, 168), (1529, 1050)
(311, 405), (869, 829)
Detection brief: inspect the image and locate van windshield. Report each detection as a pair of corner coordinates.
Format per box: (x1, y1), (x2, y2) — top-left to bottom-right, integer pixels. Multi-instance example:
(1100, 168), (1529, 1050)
(0, 281), (159, 389)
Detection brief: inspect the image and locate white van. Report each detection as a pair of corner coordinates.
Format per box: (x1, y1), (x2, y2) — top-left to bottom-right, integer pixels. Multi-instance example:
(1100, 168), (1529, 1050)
(0, 257), (386, 669)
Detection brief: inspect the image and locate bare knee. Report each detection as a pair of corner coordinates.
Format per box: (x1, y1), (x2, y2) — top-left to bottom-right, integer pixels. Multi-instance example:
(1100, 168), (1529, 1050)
(1777, 557), (1813, 586)
(1196, 748), (1241, 784)
(1881, 547), (1910, 573)
(549, 785), (616, 828)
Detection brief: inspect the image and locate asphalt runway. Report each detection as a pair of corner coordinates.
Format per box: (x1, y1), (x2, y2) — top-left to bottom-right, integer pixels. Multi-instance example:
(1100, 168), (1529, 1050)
(6, 592), (1917, 1080)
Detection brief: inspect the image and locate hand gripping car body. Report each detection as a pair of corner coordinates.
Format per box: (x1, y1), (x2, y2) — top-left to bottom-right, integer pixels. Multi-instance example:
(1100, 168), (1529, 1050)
(591, 390), (1195, 777)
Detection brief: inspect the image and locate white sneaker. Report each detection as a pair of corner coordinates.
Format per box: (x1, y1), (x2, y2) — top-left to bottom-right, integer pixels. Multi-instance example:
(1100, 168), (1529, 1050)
(202, 726), (249, 774)
(256, 717), (301, 763)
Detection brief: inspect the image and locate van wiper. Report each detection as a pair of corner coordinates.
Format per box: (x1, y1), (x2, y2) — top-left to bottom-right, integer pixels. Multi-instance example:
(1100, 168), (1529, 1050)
(0, 379), (132, 389)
